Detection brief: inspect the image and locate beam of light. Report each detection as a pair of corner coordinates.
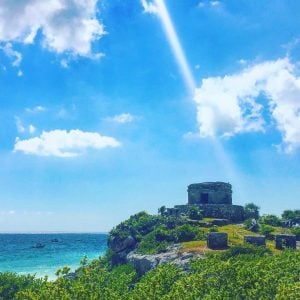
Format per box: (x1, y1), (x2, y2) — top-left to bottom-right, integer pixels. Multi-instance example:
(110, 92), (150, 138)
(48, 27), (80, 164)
(152, 0), (242, 190)
(154, 0), (196, 94)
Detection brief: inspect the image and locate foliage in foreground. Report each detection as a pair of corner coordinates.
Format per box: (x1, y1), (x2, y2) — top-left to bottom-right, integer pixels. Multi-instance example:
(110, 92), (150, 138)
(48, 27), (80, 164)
(1, 247), (299, 300)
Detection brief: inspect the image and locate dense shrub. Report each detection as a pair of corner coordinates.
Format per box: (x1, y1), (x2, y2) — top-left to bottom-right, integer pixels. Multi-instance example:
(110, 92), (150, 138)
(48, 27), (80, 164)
(244, 218), (259, 232)
(282, 210), (300, 226)
(259, 214), (282, 226)
(173, 224), (199, 242)
(109, 211), (164, 242)
(0, 273), (42, 300)
(187, 205), (203, 220)
(219, 244), (272, 260)
(291, 227), (300, 240)
(244, 203), (260, 220)
(259, 224), (274, 239)
(1, 249), (299, 299)
(137, 231), (170, 254)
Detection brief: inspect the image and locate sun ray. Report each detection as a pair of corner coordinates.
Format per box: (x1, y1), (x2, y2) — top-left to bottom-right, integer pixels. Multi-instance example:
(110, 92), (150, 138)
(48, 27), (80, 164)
(154, 0), (196, 94)
(153, 0), (241, 186)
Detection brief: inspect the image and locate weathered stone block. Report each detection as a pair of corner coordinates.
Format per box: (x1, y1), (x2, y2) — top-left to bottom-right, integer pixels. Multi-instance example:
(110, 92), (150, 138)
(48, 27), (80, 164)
(275, 234), (296, 250)
(244, 235), (266, 247)
(207, 232), (228, 249)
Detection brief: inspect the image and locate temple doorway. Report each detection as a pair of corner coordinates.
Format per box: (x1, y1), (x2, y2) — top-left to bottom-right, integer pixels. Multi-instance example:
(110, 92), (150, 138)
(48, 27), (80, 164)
(201, 193), (209, 204)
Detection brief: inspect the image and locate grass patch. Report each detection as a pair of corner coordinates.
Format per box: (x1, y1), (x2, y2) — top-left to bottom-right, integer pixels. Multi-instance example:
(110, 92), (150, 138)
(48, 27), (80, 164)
(181, 224), (288, 254)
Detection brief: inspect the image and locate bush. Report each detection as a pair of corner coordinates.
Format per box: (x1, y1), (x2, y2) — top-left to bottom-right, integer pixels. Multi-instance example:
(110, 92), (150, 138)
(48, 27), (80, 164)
(1, 250), (299, 299)
(109, 211), (163, 243)
(259, 214), (282, 227)
(259, 224), (274, 239)
(208, 226), (219, 233)
(219, 244), (272, 259)
(187, 205), (203, 220)
(154, 226), (175, 242)
(282, 210), (300, 224)
(137, 231), (170, 254)
(291, 227), (300, 240)
(244, 203), (260, 220)
(0, 273), (42, 300)
(244, 218), (259, 232)
(174, 224), (199, 242)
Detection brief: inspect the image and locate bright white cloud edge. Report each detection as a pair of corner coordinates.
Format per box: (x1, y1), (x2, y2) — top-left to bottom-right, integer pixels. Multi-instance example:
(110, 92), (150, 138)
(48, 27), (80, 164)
(0, 0), (104, 59)
(194, 58), (300, 153)
(14, 129), (121, 157)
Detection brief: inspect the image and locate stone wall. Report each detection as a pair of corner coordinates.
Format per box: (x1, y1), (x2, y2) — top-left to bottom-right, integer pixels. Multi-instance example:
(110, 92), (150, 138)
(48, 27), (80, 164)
(172, 204), (245, 222)
(199, 204), (244, 222)
(188, 182), (232, 205)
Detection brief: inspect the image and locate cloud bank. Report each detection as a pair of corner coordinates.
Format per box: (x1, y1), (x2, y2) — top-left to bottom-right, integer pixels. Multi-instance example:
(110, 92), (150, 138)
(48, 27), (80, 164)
(194, 58), (300, 153)
(14, 129), (121, 157)
(0, 0), (104, 58)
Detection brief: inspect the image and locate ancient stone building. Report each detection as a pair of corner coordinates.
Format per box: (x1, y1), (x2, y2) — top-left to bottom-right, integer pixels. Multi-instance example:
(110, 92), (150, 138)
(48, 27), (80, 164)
(188, 182), (232, 205)
(166, 181), (245, 222)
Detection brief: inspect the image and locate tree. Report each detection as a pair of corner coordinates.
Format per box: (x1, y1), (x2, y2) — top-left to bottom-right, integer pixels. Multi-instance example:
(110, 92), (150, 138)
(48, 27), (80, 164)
(158, 206), (166, 216)
(188, 205), (203, 220)
(282, 210), (300, 222)
(244, 203), (260, 220)
(259, 214), (281, 227)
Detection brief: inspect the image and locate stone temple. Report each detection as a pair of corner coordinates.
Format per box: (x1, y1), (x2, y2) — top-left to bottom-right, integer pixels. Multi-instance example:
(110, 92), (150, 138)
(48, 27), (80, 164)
(166, 182), (245, 222)
(188, 182), (232, 205)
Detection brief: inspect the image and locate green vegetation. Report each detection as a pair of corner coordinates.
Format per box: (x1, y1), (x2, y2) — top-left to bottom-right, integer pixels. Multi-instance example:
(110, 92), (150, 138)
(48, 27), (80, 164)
(1, 205), (299, 299)
(137, 224), (205, 254)
(282, 209), (300, 223)
(244, 202), (260, 219)
(1, 248), (299, 299)
(259, 214), (282, 227)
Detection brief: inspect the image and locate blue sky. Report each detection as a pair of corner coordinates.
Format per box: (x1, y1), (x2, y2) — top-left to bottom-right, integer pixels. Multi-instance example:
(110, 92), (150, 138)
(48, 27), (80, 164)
(1, 0), (300, 232)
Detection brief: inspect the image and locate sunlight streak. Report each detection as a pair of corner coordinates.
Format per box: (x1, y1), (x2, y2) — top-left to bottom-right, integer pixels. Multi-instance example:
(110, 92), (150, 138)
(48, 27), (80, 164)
(153, 0), (242, 188)
(154, 0), (196, 94)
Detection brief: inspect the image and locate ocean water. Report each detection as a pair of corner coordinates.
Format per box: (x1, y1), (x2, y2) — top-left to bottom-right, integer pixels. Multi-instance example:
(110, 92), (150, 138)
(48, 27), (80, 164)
(0, 233), (107, 279)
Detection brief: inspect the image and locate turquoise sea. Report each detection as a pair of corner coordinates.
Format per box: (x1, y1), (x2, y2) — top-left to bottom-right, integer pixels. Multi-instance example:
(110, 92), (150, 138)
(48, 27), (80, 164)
(0, 234), (107, 279)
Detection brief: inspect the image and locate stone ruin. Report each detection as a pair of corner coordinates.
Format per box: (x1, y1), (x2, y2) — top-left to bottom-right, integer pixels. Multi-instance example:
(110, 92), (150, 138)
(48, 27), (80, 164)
(188, 182), (232, 205)
(207, 232), (228, 249)
(244, 235), (266, 247)
(166, 182), (245, 222)
(275, 234), (297, 250)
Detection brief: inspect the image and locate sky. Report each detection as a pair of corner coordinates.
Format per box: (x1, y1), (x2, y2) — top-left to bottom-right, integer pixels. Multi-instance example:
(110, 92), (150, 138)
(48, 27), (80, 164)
(1, 0), (300, 232)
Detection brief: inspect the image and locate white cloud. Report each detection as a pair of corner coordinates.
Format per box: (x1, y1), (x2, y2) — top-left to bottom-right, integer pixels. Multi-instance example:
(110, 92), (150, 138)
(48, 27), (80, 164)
(140, 0), (159, 14)
(106, 113), (135, 124)
(29, 124), (36, 134)
(15, 117), (25, 133)
(0, 42), (22, 66)
(14, 129), (121, 157)
(0, 0), (104, 59)
(25, 106), (46, 113)
(210, 1), (221, 7)
(194, 58), (300, 153)
(197, 1), (221, 9)
(15, 117), (36, 134)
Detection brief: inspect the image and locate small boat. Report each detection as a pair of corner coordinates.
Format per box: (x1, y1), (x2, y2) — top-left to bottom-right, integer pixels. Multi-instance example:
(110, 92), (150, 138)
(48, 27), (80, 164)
(33, 243), (45, 249)
(51, 238), (59, 243)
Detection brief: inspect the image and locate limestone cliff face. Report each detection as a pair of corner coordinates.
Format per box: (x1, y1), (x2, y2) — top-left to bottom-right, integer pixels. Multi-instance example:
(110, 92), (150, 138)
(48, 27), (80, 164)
(108, 235), (136, 265)
(108, 236), (204, 274)
(126, 245), (204, 275)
